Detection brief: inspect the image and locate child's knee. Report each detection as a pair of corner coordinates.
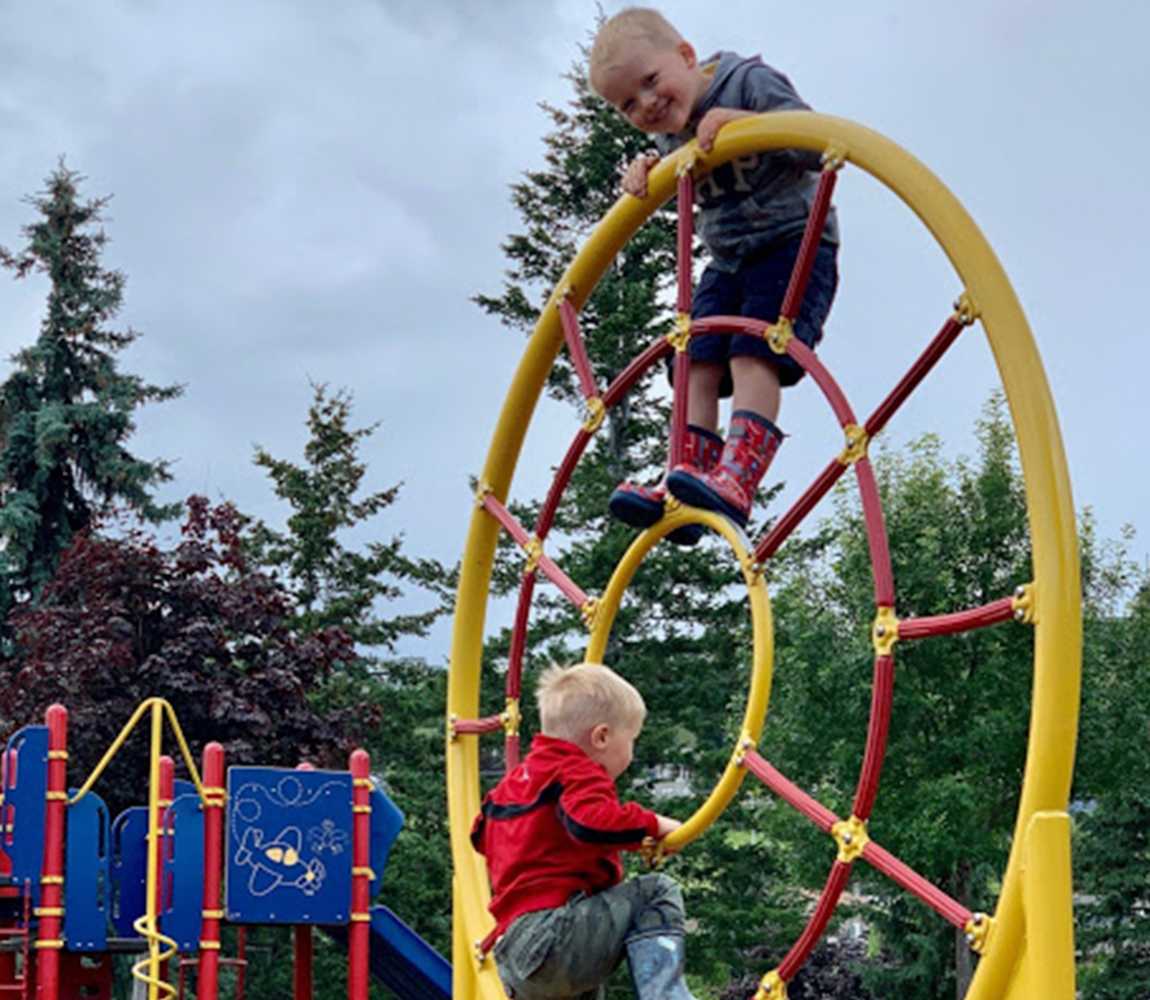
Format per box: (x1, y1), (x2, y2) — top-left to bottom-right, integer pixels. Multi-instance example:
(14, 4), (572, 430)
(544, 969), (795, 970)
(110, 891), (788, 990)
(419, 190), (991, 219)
(631, 873), (687, 936)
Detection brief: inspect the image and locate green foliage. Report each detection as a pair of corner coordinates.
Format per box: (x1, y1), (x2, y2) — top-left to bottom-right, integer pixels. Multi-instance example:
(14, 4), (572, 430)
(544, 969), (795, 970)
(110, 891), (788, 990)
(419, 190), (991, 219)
(1074, 521), (1150, 999)
(249, 382), (453, 652)
(0, 163), (181, 618)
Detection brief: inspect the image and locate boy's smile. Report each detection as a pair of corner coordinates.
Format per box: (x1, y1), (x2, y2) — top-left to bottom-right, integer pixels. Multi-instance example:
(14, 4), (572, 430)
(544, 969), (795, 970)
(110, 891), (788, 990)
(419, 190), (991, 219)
(597, 40), (709, 135)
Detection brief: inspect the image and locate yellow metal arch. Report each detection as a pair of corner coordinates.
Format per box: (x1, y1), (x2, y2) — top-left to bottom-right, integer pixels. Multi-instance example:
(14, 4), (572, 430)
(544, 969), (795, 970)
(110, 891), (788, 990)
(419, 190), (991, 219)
(447, 112), (1080, 999)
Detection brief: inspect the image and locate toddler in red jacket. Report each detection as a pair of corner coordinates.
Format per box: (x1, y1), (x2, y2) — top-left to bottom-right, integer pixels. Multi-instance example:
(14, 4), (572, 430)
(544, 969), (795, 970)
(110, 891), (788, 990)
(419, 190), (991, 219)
(472, 663), (695, 999)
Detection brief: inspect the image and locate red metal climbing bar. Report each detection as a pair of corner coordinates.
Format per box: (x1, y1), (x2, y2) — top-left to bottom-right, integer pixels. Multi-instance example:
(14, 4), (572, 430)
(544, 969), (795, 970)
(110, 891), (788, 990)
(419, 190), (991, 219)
(506, 573), (537, 701)
(899, 596), (1016, 640)
(481, 494), (589, 608)
(669, 171), (695, 467)
(602, 336), (673, 409)
(861, 841), (972, 929)
(537, 429), (593, 540)
(452, 716), (504, 736)
(866, 314), (967, 439)
(778, 862), (852, 981)
(851, 654), (894, 821)
(779, 168), (839, 321)
(558, 298), (600, 402)
(754, 457), (846, 562)
(676, 172), (694, 314)
(786, 339), (856, 428)
(856, 459), (895, 606)
(742, 750), (837, 833)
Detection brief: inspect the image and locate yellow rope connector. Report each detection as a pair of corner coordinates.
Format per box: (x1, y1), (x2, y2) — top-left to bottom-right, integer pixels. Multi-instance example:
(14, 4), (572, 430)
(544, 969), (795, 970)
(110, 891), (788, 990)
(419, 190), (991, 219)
(832, 815), (870, 863)
(47, 750), (68, 761)
(1012, 582), (1037, 625)
(201, 909), (225, 920)
(581, 396), (606, 434)
(675, 151), (698, 177)
(33, 940), (64, 950)
(350, 912), (371, 922)
(500, 698), (522, 738)
(352, 805), (371, 815)
(872, 606), (899, 656)
(199, 940), (222, 951)
(666, 313), (692, 354)
(754, 969), (788, 1000)
(447, 714), (460, 743)
(474, 480), (494, 509)
(839, 423), (869, 466)
(765, 316), (793, 355)
(638, 835), (665, 869)
(964, 912), (994, 954)
(733, 733), (757, 767)
(40, 876), (63, 886)
(821, 144), (848, 171)
(523, 537), (543, 575)
(581, 597), (600, 631)
(953, 292), (980, 326)
(34, 907), (63, 918)
(473, 940), (489, 965)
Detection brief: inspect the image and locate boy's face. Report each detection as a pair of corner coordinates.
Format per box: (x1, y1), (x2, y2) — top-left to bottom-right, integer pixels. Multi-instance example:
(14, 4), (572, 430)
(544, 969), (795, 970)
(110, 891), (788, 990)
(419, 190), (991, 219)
(588, 719), (641, 779)
(596, 39), (707, 135)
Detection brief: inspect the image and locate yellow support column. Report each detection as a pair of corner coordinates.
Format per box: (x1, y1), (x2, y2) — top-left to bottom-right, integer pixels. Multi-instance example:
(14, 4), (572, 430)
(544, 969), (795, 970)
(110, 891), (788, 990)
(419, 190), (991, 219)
(1015, 811), (1075, 1000)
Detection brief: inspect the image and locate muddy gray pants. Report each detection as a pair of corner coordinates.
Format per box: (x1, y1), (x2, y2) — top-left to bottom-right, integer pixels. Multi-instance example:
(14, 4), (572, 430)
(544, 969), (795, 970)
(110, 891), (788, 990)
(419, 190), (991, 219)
(493, 873), (687, 1000)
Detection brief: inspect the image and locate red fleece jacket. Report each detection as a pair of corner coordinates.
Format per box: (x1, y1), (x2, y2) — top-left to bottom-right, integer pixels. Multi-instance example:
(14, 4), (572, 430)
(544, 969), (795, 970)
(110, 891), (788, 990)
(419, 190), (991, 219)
(471, 734), (660, 935)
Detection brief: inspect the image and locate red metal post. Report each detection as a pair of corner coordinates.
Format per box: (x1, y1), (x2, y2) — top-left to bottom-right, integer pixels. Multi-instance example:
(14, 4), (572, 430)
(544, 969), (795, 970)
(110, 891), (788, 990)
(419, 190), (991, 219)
(779, 169), (839, 322)
(156, 756), (175, 987)
(348, 750), (371, 1000)
(777, 861), (853, 981)
(36, 704), (67, 1000)
(558, 298), (599, 401)
(669, 171), (695, 468)
(198, 743), (225, 1000)
(235, 927), (247, 1000)
(851, 655), (895, 821)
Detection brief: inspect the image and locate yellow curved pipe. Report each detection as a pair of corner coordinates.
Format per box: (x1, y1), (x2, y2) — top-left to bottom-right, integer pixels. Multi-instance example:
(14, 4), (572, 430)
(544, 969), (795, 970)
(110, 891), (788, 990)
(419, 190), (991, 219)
(448, 112), (1080, 1000)
(585, 506), (773, 854)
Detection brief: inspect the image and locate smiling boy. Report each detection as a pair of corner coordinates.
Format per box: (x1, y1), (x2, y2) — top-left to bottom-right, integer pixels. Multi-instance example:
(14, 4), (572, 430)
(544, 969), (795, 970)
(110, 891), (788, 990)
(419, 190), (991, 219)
(591, 8), (840, 539)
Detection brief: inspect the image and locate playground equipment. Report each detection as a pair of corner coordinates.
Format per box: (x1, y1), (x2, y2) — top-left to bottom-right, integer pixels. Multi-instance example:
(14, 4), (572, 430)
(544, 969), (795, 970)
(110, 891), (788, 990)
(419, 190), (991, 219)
(448, 112), (1080, 998)
(0, 697), (451, 1000)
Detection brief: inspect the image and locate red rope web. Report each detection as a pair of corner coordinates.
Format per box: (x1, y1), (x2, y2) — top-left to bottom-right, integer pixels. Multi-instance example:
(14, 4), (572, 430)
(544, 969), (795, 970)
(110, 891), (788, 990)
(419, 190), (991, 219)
(459, 151), (1032, 986)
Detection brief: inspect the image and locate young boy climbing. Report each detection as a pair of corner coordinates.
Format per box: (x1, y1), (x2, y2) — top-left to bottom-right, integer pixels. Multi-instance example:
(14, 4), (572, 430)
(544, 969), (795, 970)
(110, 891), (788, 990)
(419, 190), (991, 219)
(471, 663), (695, 999)
(590, 7), (840, 539)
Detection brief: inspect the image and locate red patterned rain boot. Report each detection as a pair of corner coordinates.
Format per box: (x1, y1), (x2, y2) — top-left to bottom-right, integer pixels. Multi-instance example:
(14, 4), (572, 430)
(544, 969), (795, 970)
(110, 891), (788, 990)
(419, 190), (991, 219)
(609, 425), (723, 545)
(666, 410), (783, 528)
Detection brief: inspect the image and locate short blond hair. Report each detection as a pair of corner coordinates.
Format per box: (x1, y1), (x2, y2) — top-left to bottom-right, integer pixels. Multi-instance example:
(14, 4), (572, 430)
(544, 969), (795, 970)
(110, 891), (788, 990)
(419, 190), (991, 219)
(589, 7), (684, 96)
(536, 662), (646, 742)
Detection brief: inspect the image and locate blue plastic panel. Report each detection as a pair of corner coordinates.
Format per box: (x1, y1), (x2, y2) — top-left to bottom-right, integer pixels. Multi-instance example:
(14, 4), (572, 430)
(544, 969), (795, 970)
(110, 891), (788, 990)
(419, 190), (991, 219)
(64, 790), (111, 950)
(110, 807), (149, 937)
(2, 726), (48, 905)
(369, 786), (405, 896)
(162, 793), (205, 952)
(225, 767), (353, 925)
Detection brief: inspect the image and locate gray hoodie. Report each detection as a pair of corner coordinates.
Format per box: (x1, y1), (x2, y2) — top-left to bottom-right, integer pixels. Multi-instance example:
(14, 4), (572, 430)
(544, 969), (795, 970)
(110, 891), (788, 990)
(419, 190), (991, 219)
(653, 51), (839, 272)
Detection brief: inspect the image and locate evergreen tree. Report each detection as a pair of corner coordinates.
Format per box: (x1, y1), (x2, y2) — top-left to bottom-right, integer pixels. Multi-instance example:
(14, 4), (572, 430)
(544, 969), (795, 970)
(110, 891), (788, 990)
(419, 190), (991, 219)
(249, 382), (452, 652)
(0, 164), (180, 616)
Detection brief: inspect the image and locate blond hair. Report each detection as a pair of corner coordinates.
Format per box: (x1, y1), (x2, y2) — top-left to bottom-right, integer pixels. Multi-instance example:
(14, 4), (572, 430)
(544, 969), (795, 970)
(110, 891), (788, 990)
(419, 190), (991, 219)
(536, 662), (646, 742)
(589, 7), (684, 96)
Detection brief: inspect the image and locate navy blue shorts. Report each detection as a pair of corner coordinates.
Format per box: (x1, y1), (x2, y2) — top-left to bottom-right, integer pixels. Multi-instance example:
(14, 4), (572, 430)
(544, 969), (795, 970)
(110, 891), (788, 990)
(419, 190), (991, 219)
(682, 238), (839, 397)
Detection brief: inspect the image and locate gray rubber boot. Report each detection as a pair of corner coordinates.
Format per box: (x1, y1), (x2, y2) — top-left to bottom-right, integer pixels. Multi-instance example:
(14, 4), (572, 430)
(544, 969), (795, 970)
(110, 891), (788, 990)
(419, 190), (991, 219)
(625, 931), (697, 1000)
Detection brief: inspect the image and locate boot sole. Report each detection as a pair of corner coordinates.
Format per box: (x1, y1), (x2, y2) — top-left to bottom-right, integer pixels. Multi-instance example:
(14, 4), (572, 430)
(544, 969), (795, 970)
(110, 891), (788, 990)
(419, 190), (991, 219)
(665, 470), (749, 528)
(609, 492), (704, 546)
(608, 491), (663, 529)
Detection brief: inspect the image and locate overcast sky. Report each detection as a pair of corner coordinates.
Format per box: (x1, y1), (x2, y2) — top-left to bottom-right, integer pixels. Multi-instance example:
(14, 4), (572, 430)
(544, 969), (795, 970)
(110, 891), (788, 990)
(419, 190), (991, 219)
(1, 0), (1145, 663)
